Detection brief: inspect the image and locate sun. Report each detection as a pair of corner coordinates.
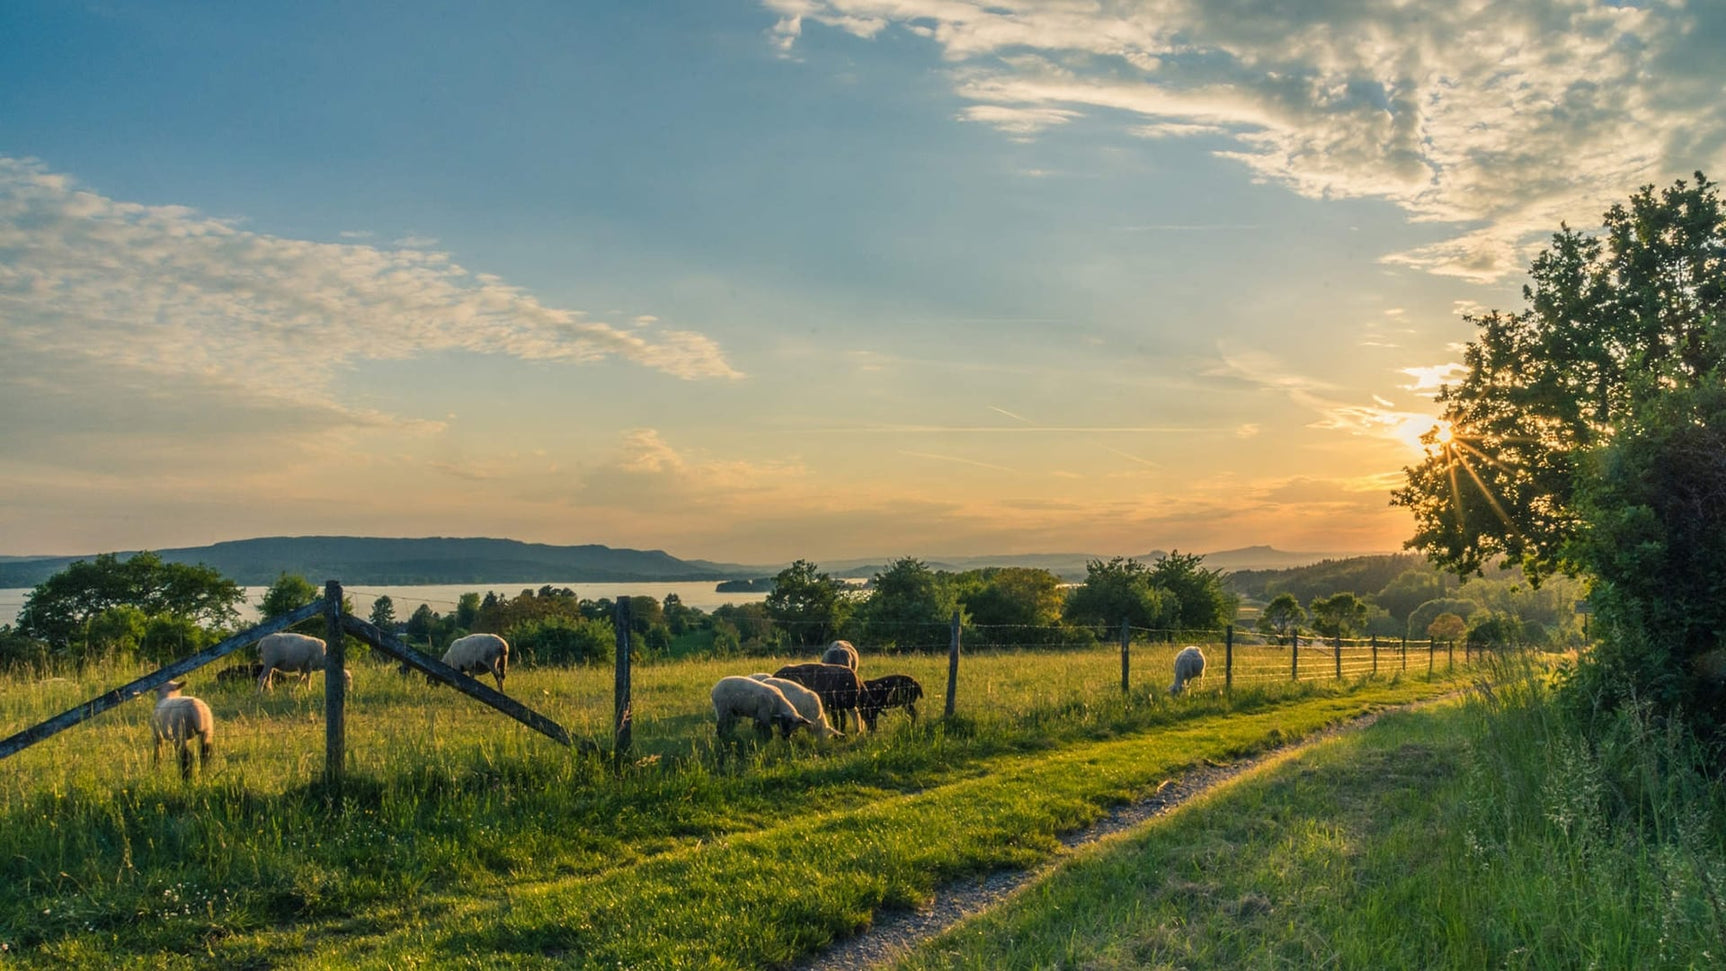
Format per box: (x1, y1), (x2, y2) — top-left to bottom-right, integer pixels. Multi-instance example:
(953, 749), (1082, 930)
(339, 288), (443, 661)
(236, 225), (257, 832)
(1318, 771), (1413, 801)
(1433, 420), (1455, 445)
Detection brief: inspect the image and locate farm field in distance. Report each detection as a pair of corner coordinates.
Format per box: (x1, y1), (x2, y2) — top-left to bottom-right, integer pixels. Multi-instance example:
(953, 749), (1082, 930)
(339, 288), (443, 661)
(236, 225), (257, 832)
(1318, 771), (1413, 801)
(0, 643), (1475, 968)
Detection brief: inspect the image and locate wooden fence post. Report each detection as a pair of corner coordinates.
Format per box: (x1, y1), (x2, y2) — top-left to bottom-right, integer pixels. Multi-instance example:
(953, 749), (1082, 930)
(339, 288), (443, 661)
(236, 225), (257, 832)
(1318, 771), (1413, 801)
(323, 580), (346, 791)
(1333, 635), (1342, 680)
(1401, 635), (1408, 671)
(944, 611), (961, 718)
(1119, 619), (1131, 695)
(1291, 631), (1300, 681)
(1225, 625), (1234, 693)
(1371, 634), (1378, 676)
(614, 599), (633, 764)
(1428, 637), (1436, 676)
(1448, 639), (1455, 671)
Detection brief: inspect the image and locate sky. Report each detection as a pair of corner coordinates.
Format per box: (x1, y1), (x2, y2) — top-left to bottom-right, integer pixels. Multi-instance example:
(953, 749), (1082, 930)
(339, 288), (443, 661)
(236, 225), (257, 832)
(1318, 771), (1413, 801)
(2, 1), (1722, 567)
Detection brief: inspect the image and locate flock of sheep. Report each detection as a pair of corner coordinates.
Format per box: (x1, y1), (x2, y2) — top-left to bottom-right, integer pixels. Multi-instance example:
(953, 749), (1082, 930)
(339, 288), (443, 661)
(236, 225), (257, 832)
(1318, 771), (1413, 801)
(149, 630), (1207, 778)
(709, 639), (927, 742)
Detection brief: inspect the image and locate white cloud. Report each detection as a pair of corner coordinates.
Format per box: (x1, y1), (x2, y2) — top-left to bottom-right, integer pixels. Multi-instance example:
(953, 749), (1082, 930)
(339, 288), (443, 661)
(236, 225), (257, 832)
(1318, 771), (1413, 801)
(0, 157), (743, 419)
(766, 0), (1726, 282)
(1400, 362), (1468, 394)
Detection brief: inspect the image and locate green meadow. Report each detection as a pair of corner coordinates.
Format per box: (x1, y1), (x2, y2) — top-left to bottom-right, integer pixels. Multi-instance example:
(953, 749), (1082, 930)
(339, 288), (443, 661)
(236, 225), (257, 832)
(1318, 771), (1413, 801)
(0, 644), (1470, 968)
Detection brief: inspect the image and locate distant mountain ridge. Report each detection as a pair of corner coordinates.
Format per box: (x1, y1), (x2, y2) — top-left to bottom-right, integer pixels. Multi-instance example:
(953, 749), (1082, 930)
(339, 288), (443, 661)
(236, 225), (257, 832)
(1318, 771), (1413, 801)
(0, 536), (1379, 588)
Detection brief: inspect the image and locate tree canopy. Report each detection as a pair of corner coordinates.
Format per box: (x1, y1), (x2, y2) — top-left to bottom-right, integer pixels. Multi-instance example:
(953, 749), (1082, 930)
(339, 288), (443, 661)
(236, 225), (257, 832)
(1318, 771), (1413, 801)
(1393, 173), (1726, 584)
(16, 552), (244, 651)
(1393, 172), (1726, 745)
(764, 559), (850, 648)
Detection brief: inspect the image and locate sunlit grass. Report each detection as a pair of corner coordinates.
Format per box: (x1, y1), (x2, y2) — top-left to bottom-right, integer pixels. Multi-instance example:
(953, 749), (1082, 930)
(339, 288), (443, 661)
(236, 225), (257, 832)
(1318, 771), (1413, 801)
(0, 647), (1474, 967)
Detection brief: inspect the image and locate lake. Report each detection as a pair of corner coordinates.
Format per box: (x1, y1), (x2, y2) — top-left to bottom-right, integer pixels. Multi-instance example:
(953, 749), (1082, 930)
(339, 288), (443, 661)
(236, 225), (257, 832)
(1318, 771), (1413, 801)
(0, 580), (770, 628)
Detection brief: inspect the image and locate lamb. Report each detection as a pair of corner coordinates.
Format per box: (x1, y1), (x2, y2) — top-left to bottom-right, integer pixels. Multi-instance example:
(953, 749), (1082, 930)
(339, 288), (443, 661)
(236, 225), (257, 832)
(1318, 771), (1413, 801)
(442, 633), (509, 692)
(215, 662), (264, 686)
(749, 674), (843, 739)
(860, 674), (924, 731)
(819, 639), (860, 671)
(1170, 645), (1207, 695)
(256, 632), (352, 693)
(711, 675), (814, 741)
(152, 680), (214, 780)
(772, 662), (866, 732)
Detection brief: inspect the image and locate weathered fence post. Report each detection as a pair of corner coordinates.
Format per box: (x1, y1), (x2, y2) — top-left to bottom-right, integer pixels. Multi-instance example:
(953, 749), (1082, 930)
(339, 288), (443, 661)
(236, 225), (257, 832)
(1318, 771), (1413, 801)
(1371, 634), (1378, 676)
(1448, 639), (1455, 671)
(323, 579), (346, 791)
(1291, 631), (1300, 681)
(1334, 635), (1342, 680)
(614, 598), (633, 764)
(1225, 625), (1234, 693)
(1401, 635), (1408, 671)
(944, 611), (961, 718)
(1119, 619), (1131, 695)
(1428, 637), (1436, 676)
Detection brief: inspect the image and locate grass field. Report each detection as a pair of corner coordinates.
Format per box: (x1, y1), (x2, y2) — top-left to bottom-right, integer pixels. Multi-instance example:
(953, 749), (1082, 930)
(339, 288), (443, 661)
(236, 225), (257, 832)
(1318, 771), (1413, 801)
(897, 663), (1726, 970)
(0, 643), (1475, 968)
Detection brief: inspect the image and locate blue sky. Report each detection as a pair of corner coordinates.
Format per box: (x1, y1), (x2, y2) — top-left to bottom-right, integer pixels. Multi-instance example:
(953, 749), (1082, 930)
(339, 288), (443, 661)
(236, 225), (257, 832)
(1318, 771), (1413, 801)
(2, 1), (1721, 564)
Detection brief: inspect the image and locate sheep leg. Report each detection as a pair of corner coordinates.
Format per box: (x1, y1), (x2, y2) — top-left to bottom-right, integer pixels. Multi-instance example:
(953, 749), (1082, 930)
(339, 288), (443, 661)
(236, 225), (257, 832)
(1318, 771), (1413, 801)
(177, 742), (193, 780)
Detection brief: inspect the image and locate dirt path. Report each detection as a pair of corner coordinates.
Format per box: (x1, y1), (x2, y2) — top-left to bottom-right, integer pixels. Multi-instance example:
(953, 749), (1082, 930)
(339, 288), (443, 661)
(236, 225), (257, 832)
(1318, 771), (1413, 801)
(795, 705), (1410, 971)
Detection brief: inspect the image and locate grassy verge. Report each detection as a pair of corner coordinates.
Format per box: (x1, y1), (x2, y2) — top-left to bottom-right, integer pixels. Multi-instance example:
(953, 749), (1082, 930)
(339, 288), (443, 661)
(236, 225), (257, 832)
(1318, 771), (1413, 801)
(896, 663), (1726, 969)
(0, 649), (1468, 968)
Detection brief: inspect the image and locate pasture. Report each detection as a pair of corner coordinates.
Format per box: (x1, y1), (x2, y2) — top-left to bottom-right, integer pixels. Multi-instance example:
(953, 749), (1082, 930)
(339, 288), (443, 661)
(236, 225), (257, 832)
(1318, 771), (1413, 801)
(0, 642), (1473, 968)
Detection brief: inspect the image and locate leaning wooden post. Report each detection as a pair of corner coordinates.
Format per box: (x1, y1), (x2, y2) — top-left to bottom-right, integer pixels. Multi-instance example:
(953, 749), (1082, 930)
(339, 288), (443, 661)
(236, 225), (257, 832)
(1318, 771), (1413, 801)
(613, 599), (633, 764)
(323, 579), (346, 791)
(1291, 631), (1300, 681)
(1119, 619), (1131, 695)
(944, 611), (961, 718)
(1225, 624), (1234, 693)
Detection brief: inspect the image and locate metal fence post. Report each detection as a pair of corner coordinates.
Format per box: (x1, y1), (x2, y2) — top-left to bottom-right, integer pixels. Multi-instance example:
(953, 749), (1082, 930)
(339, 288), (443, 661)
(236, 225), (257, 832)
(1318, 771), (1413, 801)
(323, 579), (346, 791)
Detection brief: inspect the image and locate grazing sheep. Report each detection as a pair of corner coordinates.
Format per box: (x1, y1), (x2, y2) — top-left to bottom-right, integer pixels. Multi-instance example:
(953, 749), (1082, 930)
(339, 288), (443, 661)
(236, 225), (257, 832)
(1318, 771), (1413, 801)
(152, 680), (213, 780)
(749, 674), (843, 739)
(442, 633), (509, 692)
(772, 662), (866, 732)
(859, 674), (925, 731)
(711, 676), (813, 741)
(1170, 645), (1206, 695)
(256, 633), (352, 693)
(820, 639), (860, 671)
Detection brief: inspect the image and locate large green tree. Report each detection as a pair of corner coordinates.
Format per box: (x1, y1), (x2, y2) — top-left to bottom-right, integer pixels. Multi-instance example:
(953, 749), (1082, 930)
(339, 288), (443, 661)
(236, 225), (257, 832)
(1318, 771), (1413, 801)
(856, 557), (960, 652)
(1062, 557), (1178, 632)
(764, 559), (850, 649)
(1393, 173), (1725, 584)
(17, 552), (244, 651)
(1147, 551), (1236, 631)
(1393, 173), (1726, 743)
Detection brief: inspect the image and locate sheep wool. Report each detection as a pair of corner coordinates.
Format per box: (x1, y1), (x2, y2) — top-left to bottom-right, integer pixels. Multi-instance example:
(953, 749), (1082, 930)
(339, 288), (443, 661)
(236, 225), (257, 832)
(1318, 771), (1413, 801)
(442, 633), (509, 692)
(712, 676), (811, 740)
(749, 674), (843, 738)
(1170, 645), (1207, 695)
(152, 680), (214, 780)
(256, 632), (339, 693)
(819, 639), (860, 671)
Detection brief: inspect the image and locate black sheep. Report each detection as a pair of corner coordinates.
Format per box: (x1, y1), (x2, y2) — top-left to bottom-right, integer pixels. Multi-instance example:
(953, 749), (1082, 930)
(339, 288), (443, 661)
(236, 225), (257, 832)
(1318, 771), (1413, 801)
(860, 674), (924, 731)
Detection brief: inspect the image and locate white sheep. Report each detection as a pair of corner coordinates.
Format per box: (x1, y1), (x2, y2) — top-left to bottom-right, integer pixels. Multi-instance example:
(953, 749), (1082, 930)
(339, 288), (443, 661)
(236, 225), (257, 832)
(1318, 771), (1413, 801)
(1170, 645), (1207, 695)
(152, 680), (214, 779)
(749, 674), (843, 739)
(256, 632), (352, 693)
(442, 633), (509, 692)
(820, 639), (860, 671)
(711, 675), (813, 741)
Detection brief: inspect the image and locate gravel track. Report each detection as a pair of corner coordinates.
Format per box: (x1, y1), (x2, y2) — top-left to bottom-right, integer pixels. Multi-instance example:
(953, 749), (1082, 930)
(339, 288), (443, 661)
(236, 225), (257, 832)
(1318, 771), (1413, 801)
(795, 705), (1407, 970)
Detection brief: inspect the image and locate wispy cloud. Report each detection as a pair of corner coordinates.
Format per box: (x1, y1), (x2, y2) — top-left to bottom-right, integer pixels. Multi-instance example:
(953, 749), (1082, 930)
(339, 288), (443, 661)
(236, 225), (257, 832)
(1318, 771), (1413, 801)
(0, 157), (743, 416)
(767, 0), (1726, 282)
(898, 450), (1017, 473)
